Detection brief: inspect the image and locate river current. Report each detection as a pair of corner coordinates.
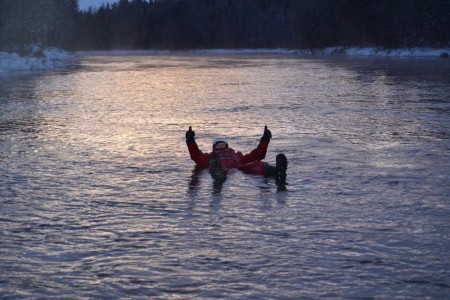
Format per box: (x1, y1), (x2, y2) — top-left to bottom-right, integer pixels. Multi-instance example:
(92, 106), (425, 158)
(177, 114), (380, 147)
(1, 53), (449, 299)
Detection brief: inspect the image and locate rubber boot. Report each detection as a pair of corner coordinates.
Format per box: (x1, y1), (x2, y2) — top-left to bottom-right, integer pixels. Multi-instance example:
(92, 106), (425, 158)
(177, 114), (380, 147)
(275, 153), (288, 186)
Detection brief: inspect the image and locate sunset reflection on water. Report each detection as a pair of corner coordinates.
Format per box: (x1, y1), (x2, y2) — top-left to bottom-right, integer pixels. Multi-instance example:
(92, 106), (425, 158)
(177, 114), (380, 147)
(1, 53), (449, 298)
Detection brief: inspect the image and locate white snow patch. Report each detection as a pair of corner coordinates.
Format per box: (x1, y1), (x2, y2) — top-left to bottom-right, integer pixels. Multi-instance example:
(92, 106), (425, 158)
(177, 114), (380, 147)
(310, 47), (450, 57)
(0, 48), (74, 73)
(191, 47), (450, 58)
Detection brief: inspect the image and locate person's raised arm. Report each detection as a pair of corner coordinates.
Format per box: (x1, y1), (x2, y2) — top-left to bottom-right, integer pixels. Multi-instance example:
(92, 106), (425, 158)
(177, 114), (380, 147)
(239, 126), (271, 163)
(185, 126), (210, 167)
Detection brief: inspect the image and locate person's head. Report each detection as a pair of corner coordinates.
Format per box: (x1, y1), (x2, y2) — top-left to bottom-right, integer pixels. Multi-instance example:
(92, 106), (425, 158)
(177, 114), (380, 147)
(212, 137), (228, 150)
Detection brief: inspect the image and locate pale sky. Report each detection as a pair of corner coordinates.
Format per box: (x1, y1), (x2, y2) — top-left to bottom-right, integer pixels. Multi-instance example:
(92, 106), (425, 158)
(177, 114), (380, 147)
(78, 0), (118, 10)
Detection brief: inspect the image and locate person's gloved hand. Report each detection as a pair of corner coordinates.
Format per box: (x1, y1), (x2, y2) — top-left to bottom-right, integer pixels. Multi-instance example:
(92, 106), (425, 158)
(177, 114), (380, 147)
(261, 125), (272, 142)
(186, 126), (196, 143)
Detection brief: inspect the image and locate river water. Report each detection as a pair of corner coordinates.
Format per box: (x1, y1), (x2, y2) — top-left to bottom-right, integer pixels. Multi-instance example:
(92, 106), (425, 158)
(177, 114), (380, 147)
(1, 53), (449, 299)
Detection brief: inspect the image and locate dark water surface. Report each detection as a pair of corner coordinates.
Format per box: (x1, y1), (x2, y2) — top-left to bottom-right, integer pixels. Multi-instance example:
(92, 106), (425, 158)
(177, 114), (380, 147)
(1, 53), (449, 299)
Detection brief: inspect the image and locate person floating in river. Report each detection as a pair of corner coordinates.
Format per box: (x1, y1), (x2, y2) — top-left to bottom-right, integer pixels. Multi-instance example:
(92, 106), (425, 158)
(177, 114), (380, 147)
(185, 126), (288, 185)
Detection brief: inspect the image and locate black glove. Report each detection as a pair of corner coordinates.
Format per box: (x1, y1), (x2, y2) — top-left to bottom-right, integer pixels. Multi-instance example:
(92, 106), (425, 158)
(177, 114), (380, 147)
(186, 126), (196, 143)
(261, 125), (272, 142)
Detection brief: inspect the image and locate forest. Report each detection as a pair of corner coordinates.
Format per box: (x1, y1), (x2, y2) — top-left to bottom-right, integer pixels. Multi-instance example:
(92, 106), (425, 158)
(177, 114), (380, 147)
(1, 0), (449, 53)
(0, 0), (79, 54)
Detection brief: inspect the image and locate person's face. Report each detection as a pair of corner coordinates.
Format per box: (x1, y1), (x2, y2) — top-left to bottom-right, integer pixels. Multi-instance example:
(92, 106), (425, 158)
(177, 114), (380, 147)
(214, 142), (227, 150)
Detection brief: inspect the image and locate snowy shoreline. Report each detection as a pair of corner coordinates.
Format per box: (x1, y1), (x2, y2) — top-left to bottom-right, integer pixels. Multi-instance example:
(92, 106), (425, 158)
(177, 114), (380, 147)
(1, 47), (449, 73)
(0, 48), (74, 73)
(193, 47), (450, 58)
(79, 47), (450, 57)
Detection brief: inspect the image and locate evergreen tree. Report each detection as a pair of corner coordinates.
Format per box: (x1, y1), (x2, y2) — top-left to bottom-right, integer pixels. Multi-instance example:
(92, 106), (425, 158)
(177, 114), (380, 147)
(0, 0), (80, 52)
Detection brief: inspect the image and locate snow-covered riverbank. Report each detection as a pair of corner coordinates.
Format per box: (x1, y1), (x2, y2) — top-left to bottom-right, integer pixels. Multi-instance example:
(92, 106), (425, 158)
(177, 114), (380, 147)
(1, 47), (448, 72)
(192, 47), (450, 58)
(317, 47), (450, 57)
(0, 48), (74, 73)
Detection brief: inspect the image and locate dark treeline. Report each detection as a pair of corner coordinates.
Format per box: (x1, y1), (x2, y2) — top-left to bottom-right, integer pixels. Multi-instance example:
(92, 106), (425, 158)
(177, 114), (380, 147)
(1, 0), (449, 53)
(77, 0), (450, 50)
(0, 0), (79, 54)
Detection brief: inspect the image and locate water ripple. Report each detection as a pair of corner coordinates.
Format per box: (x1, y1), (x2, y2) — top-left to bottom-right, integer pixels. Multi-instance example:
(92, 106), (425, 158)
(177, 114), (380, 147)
(1, 54), (449, 298)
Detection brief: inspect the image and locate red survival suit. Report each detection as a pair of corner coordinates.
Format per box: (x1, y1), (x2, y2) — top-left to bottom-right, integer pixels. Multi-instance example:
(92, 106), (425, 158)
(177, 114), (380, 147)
(187, 139), (270, 175)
